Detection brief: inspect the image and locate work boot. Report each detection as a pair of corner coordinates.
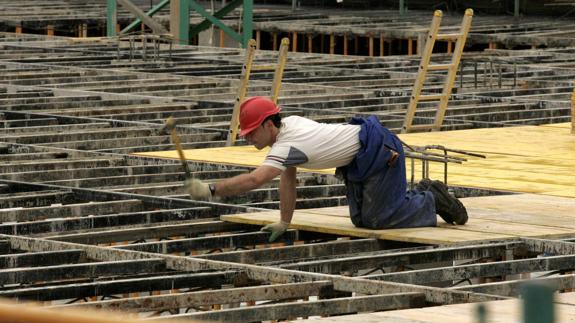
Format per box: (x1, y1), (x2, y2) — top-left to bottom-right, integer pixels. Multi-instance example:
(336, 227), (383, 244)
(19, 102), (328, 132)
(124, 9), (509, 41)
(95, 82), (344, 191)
(416, 179), (468, 225)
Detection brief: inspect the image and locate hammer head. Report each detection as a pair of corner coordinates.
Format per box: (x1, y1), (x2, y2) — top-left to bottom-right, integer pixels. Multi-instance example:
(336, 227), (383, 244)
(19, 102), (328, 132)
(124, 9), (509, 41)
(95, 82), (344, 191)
(159, 116), (176, 135)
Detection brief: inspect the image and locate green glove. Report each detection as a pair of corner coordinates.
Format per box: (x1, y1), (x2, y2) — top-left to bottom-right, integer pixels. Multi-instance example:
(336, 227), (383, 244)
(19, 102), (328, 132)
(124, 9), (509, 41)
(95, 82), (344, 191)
(183, 178), (211, 200)
(260, 221), (289, 242)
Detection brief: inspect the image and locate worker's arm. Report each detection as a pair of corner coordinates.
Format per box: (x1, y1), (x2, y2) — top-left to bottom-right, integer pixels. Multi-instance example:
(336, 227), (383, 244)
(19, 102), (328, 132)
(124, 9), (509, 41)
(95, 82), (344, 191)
(213, 165), (282, 197)
(279, 166), (297, 224)
(260, 166), (297, 242)
(184, 165), (281, 199)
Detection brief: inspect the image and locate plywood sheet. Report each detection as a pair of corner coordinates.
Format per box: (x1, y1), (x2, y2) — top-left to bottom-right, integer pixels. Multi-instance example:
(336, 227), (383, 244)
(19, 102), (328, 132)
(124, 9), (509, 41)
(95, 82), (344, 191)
(222, 194), (575, 245)
(134, 123), (575, 198)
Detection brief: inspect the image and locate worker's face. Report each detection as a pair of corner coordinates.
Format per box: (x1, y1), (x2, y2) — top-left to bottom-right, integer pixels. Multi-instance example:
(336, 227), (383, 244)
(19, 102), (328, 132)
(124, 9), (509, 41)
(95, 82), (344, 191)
(244, 120), (274, 150)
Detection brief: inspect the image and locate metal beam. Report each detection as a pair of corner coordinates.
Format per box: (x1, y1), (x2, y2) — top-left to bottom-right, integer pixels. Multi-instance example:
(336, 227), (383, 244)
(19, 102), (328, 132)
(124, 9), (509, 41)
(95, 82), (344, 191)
(117, 231), (300, 253)
(116, 0), (169, 35)
(0, 272), (240, 301)
(2, 235), (504, 304)
(121, 0), (170, 35)
(0, 259), (166, 285)
(189, 0), (243, 39)
(107, 0), (117, 37)
(196, 238), (387, 264)
(0, 250), (85, 269)
(367, 254), (575, 285)
(280, 242), (518, 274)
(169, 293), (426, 322)
(453, 273), (575, 297)
(55, 281), (333, 312)
(188, 0), (243, 44)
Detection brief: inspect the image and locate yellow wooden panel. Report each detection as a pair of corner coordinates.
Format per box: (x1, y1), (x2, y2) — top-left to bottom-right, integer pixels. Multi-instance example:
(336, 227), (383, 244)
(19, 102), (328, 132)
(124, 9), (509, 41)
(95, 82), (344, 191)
(221, 210), (511, 245)
(222, 194), (575, 245)
(135, 123), (575, 198)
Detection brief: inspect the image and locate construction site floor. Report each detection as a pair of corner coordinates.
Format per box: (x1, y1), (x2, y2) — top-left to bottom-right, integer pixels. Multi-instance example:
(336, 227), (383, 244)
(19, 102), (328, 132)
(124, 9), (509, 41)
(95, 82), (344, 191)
(300, 291), (575, 322)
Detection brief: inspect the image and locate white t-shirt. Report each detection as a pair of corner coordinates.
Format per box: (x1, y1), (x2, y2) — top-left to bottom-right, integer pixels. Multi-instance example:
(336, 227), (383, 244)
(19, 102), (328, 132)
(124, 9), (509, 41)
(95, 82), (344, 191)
(262, 116), (361, 171)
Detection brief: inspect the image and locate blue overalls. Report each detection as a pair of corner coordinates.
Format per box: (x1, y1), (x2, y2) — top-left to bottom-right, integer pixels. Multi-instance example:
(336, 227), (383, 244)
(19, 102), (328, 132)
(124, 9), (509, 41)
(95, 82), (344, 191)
(336, 116), (436, 229)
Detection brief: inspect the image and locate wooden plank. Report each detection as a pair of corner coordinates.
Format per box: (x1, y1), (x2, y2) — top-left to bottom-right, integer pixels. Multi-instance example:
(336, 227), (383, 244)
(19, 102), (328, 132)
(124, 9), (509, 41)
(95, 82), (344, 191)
(223, 194), (575, 245)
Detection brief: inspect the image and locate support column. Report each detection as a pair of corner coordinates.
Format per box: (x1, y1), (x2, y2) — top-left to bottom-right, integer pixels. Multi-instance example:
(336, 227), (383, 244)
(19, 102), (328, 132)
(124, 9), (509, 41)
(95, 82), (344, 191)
(407, 38), (413, 55)
(107, 0), (117, 37)
(343, 34), (348, 55)
(255, 30), (261, 49)
(369, 36), (374, 56)
(15, 25), (22, 34)
(307, 34), (313, 53)
(447, 40), (453, 54)
(329, 34), (335, 54)
(170, 0), (190, 45)
(242, 0), (253, 48)
(47, 25), (54, 37)
(219, 29), (225, 47)
(292, 32), (297, 52)
(272, 32), (278, 51)
(379, 36), (384, 56)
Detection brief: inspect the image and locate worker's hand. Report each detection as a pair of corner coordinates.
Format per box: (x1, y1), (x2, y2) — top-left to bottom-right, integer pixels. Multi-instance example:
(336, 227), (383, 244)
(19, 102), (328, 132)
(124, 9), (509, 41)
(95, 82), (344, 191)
(260, 221), (289, 242)
(184, 178), (211, 200)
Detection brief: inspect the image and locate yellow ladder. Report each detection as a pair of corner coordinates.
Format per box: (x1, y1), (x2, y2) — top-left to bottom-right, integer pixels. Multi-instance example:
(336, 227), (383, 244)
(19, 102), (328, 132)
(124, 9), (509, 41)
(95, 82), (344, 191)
(226, 38), (290, 146)
(401, 9), (473, 133)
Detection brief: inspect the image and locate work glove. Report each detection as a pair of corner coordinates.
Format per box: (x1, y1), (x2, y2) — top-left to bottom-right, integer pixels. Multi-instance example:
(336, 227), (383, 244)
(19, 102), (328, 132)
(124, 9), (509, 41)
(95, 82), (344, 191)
(184, 178), (212, 200)
(260, 221), (289, 242)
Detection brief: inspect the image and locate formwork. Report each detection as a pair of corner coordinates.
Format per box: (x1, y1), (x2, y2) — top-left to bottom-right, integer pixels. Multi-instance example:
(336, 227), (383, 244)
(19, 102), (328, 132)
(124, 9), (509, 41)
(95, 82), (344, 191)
(0, 2), (574, 322)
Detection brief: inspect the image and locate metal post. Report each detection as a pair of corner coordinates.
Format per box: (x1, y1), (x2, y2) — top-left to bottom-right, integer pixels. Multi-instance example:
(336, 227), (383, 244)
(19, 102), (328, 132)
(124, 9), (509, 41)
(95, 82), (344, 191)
(522, 284), (554, 323)
(171, 0), (190, 45)
(107, 0), (117, 37)
(515, 0), (520, 17)
(399, 0), (406, 16)
(242, 0), (253, 48)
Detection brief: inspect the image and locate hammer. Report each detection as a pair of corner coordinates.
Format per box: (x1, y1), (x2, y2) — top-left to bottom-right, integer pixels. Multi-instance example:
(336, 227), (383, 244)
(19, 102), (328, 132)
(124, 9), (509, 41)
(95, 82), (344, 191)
(163, 117), (192, 179)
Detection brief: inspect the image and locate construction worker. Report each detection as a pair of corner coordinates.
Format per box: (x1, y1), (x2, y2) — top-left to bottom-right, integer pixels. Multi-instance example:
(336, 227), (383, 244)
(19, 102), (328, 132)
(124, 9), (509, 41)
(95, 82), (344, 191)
(185, 96), (468, 242)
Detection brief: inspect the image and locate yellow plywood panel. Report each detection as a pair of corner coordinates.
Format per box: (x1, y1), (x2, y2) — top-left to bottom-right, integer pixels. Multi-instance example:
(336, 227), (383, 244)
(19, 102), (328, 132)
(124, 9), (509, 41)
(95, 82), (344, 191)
(221, 209), (511, 245)
(222, 194), (575, 245)
(134, 123), (575, 198)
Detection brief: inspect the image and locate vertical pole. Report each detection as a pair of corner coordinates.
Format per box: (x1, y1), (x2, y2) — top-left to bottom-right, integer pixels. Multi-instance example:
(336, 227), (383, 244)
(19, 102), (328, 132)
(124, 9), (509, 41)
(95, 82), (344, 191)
(380, 36), (384, 56)
(107, 0), (117, 37)
(330, 33), (335, 54)
(242, 0), (253, 48)
(399, 0), (406, 16)
(343, 34), (348, 55)
(255, 30), (261, 49)
(522, 284), (554, 323)
(407, 38), (413, 55)
(307, 35), (313, 53)
(292, 32), (297, 52)
(15, 25), (22, 34)
(47, 25), (54, 37)
(170, 0), (190, 45)
(219, 29), (225, 47)
(272, 32), (278, 51)
(514, 0), (520, 17)
(571, 87), (575, 134)
(447, 40), (452, 54)
(369, 36), (374, 56)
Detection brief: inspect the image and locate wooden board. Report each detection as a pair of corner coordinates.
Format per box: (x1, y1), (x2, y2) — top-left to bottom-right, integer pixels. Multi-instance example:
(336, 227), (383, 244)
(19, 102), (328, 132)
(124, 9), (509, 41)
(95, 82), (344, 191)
(307, 292), (575, 322)
(222, 194), (575, 245)
(134, 123), (575, 197)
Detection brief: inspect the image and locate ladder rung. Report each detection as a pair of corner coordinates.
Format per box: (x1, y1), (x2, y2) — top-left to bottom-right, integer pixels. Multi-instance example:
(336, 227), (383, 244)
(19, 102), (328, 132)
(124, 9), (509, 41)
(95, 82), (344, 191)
(406, 124), (435, 131)
(251, 65), (276, 71)
(418, 94), (445, 101)
(436, 33), (462, 40)
(427, 64), (452, 71)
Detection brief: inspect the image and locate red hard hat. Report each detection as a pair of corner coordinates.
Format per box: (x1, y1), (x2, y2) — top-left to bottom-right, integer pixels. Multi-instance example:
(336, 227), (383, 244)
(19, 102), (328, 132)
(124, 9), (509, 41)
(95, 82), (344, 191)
(239, 96), (281, 136)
